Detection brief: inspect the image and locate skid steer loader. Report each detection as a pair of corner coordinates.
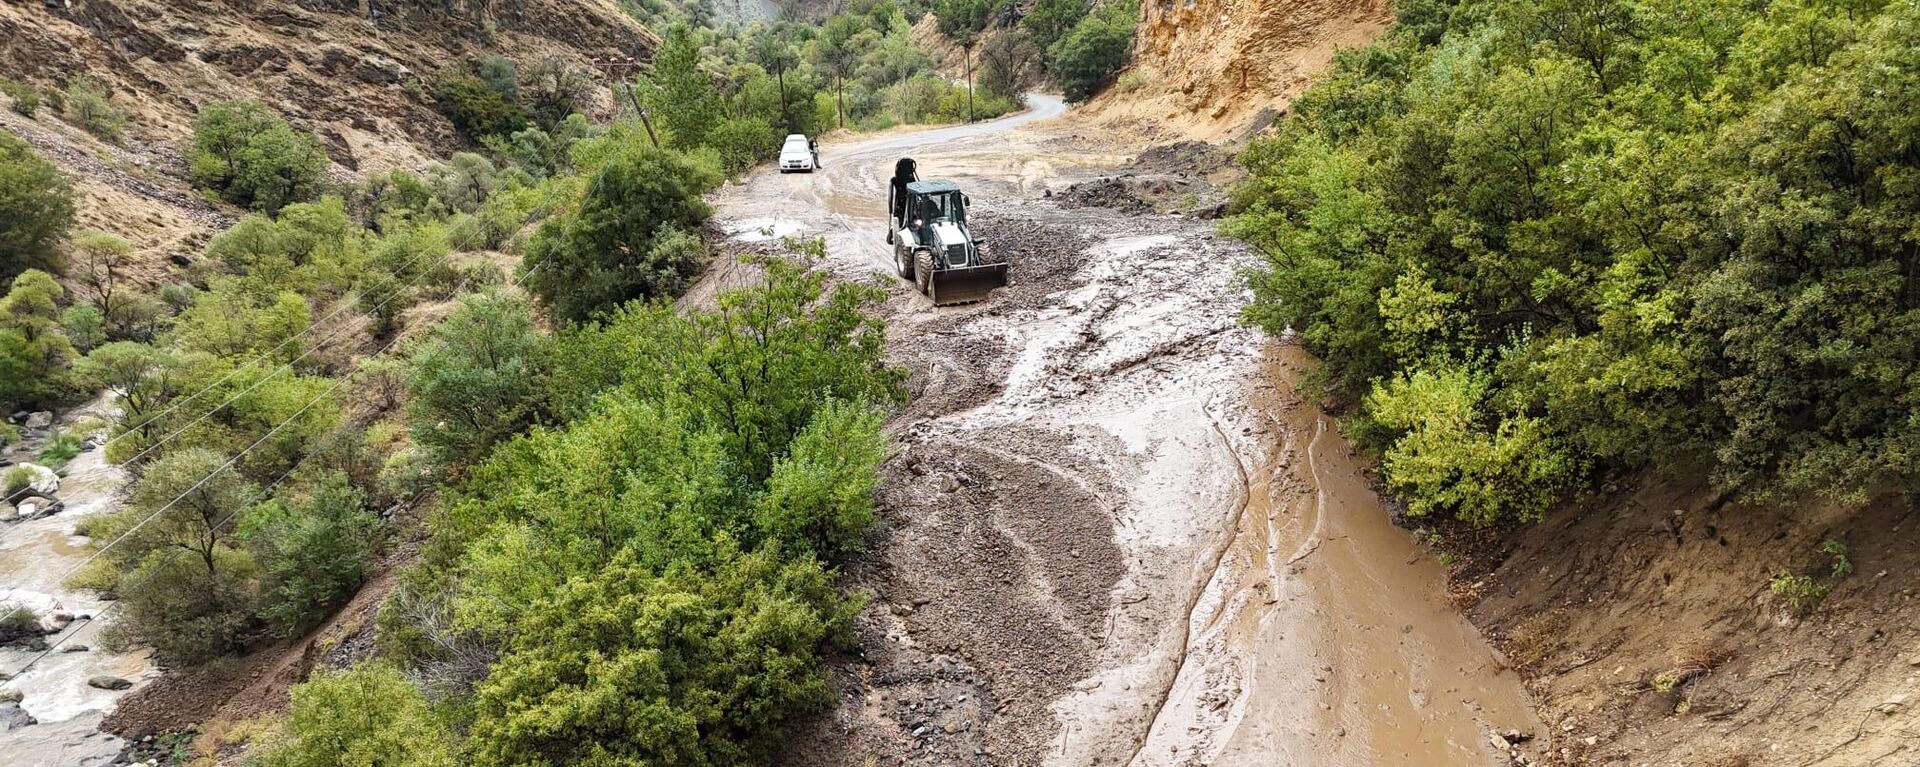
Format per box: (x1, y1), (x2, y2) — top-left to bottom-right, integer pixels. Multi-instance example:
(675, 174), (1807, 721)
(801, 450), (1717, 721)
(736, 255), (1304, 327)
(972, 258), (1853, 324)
(887, 158), (1008, 305)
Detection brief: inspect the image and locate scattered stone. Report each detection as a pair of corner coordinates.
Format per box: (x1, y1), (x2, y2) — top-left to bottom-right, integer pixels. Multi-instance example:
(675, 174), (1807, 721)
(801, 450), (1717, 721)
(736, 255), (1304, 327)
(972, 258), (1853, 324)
(22, 412), (51, 430)
(1489, 733), (1512, 750)
(1, 701), (34, 729)
(1876, 693), (1907, 714)
(87, 675), (132, 691)
(0, 687), (20, 703)
(60, 644), (88, 653)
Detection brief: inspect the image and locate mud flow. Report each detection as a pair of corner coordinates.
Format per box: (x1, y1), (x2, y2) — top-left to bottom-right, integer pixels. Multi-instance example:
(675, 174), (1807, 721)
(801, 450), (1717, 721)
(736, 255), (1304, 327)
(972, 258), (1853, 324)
(713, 97), (1544, 765)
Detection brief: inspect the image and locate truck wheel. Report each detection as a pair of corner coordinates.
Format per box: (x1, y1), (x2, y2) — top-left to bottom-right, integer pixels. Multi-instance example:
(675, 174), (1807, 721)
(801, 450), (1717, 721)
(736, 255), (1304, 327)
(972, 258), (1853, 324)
(895, 242), (914, 280)
(915, 250), (934, 298)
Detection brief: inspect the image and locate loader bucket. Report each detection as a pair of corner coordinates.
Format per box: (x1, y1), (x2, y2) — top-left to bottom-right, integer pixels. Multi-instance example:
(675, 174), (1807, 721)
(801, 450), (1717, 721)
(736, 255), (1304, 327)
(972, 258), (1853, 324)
(929, 263), (1009, 306)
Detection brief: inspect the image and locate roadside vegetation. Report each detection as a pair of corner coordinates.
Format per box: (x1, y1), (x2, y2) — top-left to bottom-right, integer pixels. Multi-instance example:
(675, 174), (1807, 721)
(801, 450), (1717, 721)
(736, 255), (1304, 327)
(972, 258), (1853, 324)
(934, 0), (1140, 102)
(3, 13), (909, 760)
(1229, 0), (1920, 524)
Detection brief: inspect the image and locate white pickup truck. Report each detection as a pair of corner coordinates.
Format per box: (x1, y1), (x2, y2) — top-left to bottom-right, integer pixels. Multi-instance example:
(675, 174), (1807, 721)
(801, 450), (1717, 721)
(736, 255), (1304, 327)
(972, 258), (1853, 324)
(778, 133), (816, 173)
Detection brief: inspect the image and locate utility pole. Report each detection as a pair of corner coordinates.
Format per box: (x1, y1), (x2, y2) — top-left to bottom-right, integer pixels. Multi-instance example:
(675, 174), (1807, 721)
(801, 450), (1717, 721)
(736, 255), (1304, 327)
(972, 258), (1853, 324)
(962, 38), (975, 123)
(590, 56), (660, 148)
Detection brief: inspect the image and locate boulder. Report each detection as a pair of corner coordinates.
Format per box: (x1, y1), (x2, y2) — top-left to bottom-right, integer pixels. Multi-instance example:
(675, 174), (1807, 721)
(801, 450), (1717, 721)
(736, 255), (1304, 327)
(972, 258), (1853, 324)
(21, 412), (50, 430)
(4, 463), (59, 497)
(0, 687), (20, 703)
(0, 701), (33, 729)
(86, 675), (132, 691)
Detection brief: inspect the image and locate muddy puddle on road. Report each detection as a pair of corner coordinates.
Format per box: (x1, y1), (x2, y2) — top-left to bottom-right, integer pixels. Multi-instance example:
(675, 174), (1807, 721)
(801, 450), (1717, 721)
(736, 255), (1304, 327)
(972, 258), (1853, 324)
(1092, 344), (1543, 767)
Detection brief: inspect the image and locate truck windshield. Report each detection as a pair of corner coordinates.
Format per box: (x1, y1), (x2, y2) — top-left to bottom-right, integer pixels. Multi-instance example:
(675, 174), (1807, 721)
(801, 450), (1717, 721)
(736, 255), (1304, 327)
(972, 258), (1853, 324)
(919, 191), (965, 224)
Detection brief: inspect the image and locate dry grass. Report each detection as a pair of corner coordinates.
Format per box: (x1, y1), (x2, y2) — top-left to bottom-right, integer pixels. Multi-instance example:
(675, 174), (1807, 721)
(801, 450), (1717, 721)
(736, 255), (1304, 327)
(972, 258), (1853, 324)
(1505, 609), (1570, 671)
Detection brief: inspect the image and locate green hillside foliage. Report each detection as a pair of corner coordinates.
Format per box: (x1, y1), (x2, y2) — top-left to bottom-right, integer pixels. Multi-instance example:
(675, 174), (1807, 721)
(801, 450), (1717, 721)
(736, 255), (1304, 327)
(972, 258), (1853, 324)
(1230, 0), (1920, 522)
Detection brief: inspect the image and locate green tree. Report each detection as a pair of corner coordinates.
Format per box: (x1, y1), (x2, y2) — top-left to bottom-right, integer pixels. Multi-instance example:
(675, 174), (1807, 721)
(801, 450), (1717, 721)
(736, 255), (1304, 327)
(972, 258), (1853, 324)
(0, 269), (78, 407)
(434, 76), (532, 143)
(522, 146), (718, 321)
(62, 76), (127, 143)
(239, 473), (381, 636)
(0, 128), (74, 280)
(405, 292), (551, 466)
(647, 25), (722, 149)
(188, 101), (328, 214)
(1049, 0), (1138, 102)
(93, 448), (261, 662)
(1024, 0), (1089, 57)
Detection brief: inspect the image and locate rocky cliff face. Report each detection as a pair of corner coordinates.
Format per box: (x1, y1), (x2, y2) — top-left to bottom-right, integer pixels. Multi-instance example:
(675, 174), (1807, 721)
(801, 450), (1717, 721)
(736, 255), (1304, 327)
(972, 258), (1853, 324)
(0, 0), (654, 170)
(1083, 0), (1393, 140)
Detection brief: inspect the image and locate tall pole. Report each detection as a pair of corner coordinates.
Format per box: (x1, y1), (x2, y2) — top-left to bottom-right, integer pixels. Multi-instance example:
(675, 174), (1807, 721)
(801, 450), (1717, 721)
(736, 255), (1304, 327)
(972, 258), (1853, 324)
(964, 41), (974, 123)
(593, 56), (660, 148)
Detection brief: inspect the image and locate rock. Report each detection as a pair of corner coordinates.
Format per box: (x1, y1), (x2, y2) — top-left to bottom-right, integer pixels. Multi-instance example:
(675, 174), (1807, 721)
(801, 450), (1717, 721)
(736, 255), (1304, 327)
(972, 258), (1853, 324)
(1489, 733), (1512, 750)
(938, 475), (961, 493)
(87, 675), (132, 691)
(0, 701), (33, 729)
(1582, 735), (1599, 747)
(4, 463), (59, 497)
(1876, 693), (1908, 715)
(60, 644), (87, 653)
(0, 687), (20, 703)
(22, 412), (50, 430)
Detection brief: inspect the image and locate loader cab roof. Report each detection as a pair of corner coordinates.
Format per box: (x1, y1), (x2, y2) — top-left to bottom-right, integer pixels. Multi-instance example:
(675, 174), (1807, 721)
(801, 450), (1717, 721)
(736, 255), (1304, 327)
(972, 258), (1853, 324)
(905, 180), (962, 195)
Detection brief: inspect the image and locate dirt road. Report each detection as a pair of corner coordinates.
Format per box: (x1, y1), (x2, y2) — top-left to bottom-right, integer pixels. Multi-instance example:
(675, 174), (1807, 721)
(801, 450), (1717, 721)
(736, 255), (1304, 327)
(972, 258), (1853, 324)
(716, 98), (1545, 766)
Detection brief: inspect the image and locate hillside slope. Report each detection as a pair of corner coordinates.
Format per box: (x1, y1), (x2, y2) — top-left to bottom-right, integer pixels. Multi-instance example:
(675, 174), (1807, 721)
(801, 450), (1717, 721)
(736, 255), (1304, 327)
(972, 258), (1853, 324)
(1079, 0), (1392, 140)
(0, 0), (652, 268)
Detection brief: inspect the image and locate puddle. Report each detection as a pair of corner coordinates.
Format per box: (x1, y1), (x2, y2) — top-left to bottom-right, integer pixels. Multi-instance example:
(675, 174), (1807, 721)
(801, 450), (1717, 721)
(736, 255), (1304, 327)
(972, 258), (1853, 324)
(721, 216), (808, 242)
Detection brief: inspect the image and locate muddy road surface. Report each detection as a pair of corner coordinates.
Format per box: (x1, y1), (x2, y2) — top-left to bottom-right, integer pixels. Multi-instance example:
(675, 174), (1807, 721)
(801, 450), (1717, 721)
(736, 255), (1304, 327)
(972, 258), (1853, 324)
(712, 97), (1545, 766)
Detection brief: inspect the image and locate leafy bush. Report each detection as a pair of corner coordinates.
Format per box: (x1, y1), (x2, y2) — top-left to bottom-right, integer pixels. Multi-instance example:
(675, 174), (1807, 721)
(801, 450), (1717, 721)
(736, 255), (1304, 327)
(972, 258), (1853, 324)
(1231, 0), (1920, 518)
(1049, 0), (1138, 102)
(93, 448), (262, 662)
(0, 269), (79, 409)
(465, 544), (856, 766)
(434, 76), (530, 143)
(1, 77), (40, 117)
(256, 665), (457, 767)
(59, 302), (105, 351)
(62, 76), (127, 143)
(188, 100), (328, 214)
(1769, 572), (1829, 613)
(754, 400), (888, 556)
(239, 473), (380, 636)
(0, 128), (75, 280)
(522, 146), (719, 321)
(935, 0), (996, 38)
(404, 292), (551, 466)
(1024, 0), (1090, 56)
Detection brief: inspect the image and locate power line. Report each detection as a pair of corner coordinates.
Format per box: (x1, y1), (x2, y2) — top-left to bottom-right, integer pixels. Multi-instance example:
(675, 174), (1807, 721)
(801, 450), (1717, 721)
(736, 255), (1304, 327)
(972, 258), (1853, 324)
(97, 240), (451, 456)
(0, 265), (531, 641)
(110, 250), (457, 470)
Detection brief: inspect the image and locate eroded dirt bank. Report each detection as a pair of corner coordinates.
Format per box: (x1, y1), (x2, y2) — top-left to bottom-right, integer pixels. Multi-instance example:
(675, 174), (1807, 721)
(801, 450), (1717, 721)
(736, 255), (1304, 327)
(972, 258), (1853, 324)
(710, 99), (1543, 766)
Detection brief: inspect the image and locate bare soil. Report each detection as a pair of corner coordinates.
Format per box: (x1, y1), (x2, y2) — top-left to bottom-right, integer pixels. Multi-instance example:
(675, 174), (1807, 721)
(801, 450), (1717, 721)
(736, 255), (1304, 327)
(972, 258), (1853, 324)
(1453, 479), (1920, 766)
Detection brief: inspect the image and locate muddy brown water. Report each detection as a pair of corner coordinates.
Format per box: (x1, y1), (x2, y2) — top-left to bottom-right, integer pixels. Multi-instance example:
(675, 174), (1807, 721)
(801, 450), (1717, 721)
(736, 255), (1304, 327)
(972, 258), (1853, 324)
(716, 97), (1545, 764)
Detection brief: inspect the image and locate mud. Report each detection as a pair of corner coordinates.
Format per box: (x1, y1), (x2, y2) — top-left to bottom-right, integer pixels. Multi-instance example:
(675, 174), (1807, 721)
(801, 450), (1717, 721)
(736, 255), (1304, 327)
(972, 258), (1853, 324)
(710, 96), (1545, 765)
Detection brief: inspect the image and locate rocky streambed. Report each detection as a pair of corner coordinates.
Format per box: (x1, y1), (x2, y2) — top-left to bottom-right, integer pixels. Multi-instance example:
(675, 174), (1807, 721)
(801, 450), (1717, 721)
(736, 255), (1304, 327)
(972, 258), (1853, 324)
(1, 405), (155, 766)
